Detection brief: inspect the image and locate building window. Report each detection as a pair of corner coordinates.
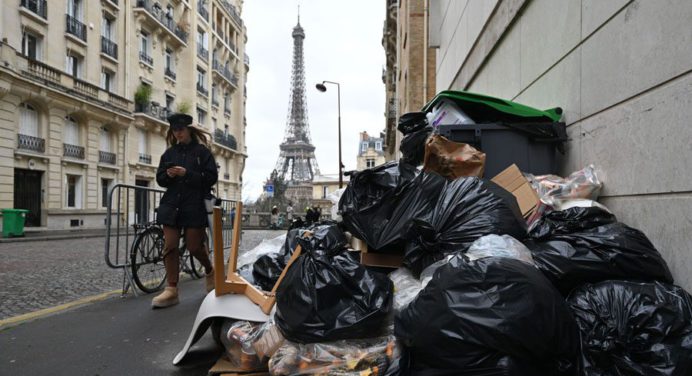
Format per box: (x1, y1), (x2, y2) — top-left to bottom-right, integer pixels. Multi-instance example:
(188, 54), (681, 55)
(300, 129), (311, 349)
(165, 94), (175, 112)
(375, 141), (382, 151)
(224, 124), (229, 135)
(165, 49), (174, 72)
(64, 116), (79, 145)
(197, 107), (206, 125)
(67, 0), (84, 20)
(212, 118), (217, 132)
(102, 15), (115, 40)
(65, 53), (82, 78)
(366, 159), (375, 168)
(196, 67), (206, 89)
(66, 174), (82, 208)
(138, 128), (147, 154)
(101, 69), (114, 92)
(361, 142), (368, 153)
(21, 31), (42, 60)
(99, 127), (111, 152)
(322, 186), (328, 199)
(101, 178), (113, 208)
(140, 31), (151, 64)
(19, 103), (39, 137)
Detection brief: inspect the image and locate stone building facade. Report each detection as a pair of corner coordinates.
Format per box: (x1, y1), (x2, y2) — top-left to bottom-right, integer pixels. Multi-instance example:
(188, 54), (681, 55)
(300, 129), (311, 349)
(0, 0), (248, 230)
(356, 131), (386, 171)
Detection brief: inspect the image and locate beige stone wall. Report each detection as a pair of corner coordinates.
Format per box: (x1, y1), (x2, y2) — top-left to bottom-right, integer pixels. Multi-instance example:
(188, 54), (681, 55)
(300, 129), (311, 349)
(0, 0), (248, 229)
(431, 0), (692, 291)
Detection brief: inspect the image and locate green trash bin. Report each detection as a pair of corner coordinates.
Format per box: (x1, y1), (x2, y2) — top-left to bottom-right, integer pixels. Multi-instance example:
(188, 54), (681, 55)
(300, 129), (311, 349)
(2, 209), (30, 238)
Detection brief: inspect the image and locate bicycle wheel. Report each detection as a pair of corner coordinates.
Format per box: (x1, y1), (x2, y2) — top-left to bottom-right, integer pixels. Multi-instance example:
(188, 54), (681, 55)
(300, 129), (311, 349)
(189, 232), (212, 279)
(130, 226), (167, 293)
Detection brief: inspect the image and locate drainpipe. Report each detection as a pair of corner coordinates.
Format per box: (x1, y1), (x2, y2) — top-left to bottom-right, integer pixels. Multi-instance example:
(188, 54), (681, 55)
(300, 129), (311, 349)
(423, 0), (428, 105)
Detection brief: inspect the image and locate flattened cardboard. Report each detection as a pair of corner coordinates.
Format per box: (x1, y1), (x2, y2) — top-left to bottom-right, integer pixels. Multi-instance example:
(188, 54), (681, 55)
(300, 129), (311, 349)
(491, 164), (540, 218)
(360, 251), (404, 268)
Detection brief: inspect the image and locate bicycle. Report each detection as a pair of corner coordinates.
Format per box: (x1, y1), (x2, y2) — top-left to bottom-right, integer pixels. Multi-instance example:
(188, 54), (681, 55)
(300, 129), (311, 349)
(129, 222), (212, 294)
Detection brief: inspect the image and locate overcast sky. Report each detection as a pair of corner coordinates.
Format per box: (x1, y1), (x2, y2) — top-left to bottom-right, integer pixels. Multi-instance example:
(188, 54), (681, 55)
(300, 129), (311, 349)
(242, 0), (386, 201)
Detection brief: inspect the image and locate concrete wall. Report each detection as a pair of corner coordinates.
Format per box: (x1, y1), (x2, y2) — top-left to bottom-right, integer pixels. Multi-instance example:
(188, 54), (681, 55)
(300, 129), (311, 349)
(432, 0), (692, 291)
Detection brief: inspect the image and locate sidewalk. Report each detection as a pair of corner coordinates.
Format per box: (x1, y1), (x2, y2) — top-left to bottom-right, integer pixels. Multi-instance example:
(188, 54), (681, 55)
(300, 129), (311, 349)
(0, 228), (110, 243)
(0, 278), (220, 376)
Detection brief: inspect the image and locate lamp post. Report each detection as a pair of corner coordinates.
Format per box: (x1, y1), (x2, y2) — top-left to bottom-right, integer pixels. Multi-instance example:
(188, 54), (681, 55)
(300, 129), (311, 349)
(315, 80), (343, 188)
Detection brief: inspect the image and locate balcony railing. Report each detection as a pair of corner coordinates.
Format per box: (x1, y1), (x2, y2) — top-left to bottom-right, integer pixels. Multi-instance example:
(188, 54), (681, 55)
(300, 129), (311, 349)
(165, 67), (176, 80)
(196, 83), (208, 96)
(139, 51), (153, 65)
(17, 134), (45, 153)
(197, 2), (209, 21)
(63, 143), (85, 159)
(220, 0), (243, 27)
(20, 58), (130, 113)
(134, 0), (188, 44)
(99, 151), (116, 164)
(134, 102), (171, 122)
(20, 0), (47, 19)
(214, 129), (237, 150)
(101, 37), (118, 59)
(139, 153), (152, 164)
(66, 14), (87, 42)
(212, 60), (237, 87)
(197, 45), (208, 60)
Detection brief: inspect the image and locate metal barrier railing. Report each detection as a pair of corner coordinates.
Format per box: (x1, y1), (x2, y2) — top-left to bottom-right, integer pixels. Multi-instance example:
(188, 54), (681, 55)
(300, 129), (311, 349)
(104, 183), (239, 295)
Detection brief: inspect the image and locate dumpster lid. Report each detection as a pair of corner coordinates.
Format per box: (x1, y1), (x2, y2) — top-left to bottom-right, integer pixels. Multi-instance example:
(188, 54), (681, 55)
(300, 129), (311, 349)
(422, 90), (563, 123)
(2, 208), (29, 213)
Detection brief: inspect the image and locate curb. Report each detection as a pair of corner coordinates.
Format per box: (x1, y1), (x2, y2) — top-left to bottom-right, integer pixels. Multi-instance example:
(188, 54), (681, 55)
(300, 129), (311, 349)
(0, 232), (107, 244)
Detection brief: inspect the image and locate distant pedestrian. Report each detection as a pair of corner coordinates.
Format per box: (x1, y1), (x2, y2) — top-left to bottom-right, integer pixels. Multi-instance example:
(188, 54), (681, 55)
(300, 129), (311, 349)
(305, 206), (315, 225)
(271, 206), (279, 229)
(286, 202), (294, 221)
(229, 207), (236, 227)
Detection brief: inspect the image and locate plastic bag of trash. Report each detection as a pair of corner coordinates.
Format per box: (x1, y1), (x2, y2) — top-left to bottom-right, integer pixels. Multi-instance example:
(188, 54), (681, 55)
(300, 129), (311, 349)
(403, 177), (527, 275)
(326, 187), (346, 221)
(389, 268), (423, 313)
(340, 165), (445, 253)
(219, 320), (265, 370)
(275, 234), (394, 343)
(568, 281), (692, 376)
(466, 234), (534, 265)
(269, 335), (400, 376)
(395, 255), (580, 375)
(238, 233), (287, 268)
(398, 112), (433, 166)
(527, 206), (673, 295)
(252, 253), (287, 291)
(423, 134), (486, 179)
(526, 165), (602, 207)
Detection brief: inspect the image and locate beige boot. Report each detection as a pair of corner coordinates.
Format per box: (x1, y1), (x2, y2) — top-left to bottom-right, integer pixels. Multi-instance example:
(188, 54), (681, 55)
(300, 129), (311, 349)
(152, 286), (179, 308)
(205, 269), (215, 293)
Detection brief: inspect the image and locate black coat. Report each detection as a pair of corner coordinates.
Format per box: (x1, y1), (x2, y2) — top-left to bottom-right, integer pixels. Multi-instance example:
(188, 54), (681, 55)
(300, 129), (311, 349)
(156, 139), (217, 228)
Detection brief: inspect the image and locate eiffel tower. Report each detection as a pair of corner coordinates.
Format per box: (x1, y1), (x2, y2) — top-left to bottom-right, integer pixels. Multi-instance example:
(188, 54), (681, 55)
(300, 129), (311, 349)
(273, 14), (319, 201)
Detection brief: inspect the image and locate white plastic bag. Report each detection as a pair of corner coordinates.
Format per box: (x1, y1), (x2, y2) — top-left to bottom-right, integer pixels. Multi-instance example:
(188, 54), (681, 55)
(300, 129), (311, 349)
(466, 234), (534, 265)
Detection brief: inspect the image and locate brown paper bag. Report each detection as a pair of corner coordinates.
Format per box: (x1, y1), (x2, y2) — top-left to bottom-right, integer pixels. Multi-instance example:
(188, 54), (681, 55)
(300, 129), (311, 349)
(423, 134), (486, 178)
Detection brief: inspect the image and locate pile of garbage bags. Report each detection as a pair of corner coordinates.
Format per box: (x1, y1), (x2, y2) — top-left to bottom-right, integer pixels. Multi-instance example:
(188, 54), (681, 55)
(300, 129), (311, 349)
(211, 157), (690, 375)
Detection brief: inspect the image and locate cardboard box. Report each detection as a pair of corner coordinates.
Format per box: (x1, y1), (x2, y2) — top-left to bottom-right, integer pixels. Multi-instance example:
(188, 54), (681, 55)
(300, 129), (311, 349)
(491, 164), (540, 218)
(360, 251), (404, 268)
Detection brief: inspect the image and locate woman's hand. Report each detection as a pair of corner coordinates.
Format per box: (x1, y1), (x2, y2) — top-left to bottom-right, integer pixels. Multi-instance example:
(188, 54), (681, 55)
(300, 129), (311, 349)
(166, 166), (187, 177)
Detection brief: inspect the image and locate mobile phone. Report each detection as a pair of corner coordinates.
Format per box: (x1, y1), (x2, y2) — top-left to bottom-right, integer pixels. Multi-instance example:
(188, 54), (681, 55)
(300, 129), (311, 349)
(164, 161), (175, 169)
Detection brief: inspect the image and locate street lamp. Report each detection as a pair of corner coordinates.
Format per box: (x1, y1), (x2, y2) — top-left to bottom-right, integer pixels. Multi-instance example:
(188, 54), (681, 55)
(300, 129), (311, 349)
(315, 80), (343, 188)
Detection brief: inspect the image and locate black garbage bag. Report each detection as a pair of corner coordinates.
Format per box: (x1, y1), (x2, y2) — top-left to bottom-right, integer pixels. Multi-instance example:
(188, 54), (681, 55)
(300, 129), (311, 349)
(340, 162), (443, 253)
(568, 281), (692, 376)
(252, 253), (287, 291)
(396, 255), (580, 375)
(403, 178), (527, 275)
(527, 207), (673, 295)
(398, 112), (432, 166)
(529, 206), (616, 239)
(397, 112), (429, 135)
(275, 235), (394, 343)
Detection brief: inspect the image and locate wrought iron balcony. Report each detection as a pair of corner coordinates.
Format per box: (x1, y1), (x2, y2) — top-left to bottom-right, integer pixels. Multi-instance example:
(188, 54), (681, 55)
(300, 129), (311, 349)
(219, 0), (243, 28)
(197, 2), (209, 21)
(139, 153), (152, 164)
(139, 51), (153, 65)
(134, 0), (188, 44)
(196, 83), (208, 96)
(99, 151), (116, 164)
(165, 67), (176, 80)
(134, 102), (170, 122)
(66, 14), (87, 41)
(197, 45), (208, 60)
(214, 129), (237, 150)
(17, 134), (45, 153)
(20, 0), (47, 19)
(101, 37), (118, 59)
(63, 143), (85, 159)
(212, 60), (237, 87)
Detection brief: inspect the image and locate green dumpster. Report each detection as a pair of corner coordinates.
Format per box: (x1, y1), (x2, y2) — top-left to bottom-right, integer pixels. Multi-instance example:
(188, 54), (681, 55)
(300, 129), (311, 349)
(2, 209), (30, 238)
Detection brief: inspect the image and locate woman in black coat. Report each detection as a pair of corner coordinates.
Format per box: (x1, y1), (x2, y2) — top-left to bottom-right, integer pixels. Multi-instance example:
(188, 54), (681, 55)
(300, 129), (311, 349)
(152, 113), (218, 308)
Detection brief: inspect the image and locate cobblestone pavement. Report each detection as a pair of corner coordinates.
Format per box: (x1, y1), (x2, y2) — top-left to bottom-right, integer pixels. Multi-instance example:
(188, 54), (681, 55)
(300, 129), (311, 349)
(0, 229), (284, 321)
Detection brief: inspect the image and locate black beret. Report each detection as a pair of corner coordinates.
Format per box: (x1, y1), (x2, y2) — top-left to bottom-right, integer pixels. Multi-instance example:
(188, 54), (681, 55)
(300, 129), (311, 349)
(167, 113), (193, 130)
